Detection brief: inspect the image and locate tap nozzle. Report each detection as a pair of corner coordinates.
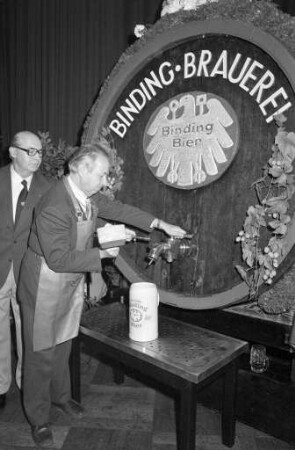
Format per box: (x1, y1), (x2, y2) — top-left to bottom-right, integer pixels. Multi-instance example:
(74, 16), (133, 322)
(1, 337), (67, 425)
(146, 241), (169, 266)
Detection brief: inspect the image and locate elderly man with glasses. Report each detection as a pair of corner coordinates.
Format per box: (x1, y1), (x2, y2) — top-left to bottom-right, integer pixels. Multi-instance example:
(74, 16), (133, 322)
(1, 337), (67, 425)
(0, 131), (53, 409)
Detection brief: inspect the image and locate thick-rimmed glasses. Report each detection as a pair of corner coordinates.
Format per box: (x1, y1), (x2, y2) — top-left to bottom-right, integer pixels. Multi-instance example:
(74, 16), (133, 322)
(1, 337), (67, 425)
(13, 145), (43, 157)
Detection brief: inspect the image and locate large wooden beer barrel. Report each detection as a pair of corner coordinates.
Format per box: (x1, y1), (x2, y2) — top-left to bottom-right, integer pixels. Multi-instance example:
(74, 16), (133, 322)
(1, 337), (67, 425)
(82, 17), (295, 309)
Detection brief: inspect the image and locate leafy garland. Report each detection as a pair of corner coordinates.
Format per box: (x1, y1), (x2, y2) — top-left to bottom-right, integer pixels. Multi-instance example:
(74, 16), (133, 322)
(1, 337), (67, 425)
(235, 114), (295, 306)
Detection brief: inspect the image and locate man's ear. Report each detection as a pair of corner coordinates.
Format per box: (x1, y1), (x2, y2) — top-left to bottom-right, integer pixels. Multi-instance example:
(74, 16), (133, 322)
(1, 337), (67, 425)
(9, 146), (16, 160)
(78, 161), (88, 177)
(81, 157), (93, 175)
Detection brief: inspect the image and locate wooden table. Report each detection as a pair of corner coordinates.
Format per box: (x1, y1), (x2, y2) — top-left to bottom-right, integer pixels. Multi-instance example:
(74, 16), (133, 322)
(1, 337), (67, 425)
(70, 302), (248, 450)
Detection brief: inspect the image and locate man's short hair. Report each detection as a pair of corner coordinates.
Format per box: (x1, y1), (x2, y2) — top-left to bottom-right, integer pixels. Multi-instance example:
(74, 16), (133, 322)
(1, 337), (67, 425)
(11, 134), (21, 147)
(10, 131), (39, 147)
(68, 143), (110, 173)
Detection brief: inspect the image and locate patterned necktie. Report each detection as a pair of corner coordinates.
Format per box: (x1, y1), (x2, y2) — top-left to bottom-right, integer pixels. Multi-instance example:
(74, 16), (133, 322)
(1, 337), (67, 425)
(15, 180), (28, 225)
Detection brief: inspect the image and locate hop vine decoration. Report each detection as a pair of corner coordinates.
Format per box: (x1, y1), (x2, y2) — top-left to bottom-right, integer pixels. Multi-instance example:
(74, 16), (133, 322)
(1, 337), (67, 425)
(235, 114), (295, 302)
(38, 131), (73, 180)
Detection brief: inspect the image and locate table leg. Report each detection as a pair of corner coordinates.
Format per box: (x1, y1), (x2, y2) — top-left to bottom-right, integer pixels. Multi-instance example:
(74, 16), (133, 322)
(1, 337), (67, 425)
(177, 382), (196, 450)
(70, 335), (81, 403)
(221, 361), (237, 447)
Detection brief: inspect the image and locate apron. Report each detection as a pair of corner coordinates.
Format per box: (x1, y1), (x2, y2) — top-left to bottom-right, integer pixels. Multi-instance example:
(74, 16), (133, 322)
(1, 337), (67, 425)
(33, 177), (99, 351)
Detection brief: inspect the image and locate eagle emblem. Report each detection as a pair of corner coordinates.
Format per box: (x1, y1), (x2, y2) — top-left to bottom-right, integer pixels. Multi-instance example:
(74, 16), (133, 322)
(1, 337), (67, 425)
(143, 92), (239, 189)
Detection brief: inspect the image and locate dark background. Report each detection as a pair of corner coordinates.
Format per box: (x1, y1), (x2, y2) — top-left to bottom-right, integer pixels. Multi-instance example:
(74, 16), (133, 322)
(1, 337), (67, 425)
(0, 0), (294, 158)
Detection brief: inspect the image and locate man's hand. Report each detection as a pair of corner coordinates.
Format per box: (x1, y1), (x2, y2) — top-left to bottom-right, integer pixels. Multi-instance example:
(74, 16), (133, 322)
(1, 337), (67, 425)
(99, 247), (120, 259)
(153, 219), (187, 238)
(161, 222), (187, 238)
(125, 227), (136, 242)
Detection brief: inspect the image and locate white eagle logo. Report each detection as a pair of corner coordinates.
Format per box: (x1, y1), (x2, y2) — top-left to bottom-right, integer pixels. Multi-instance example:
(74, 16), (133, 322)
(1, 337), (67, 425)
(144, 93), (236, 187)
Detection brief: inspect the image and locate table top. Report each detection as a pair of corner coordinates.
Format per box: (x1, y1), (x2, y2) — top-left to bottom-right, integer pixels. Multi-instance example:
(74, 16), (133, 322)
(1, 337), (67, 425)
(80, 302), (248, 384)
(225, 302), (295, 327)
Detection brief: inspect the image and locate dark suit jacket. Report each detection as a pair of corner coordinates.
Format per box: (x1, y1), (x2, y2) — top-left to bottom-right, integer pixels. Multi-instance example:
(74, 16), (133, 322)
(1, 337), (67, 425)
(0, 164), (53, 287)
(28, 177), (155, 275)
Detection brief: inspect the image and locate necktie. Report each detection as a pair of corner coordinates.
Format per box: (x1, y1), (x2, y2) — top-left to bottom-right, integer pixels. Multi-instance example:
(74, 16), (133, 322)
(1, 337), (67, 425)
(15, 180), (28, 225)
(85, 199), (92, 220)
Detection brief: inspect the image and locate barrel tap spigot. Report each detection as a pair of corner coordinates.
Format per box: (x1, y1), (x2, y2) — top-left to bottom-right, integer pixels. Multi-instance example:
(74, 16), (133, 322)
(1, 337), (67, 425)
(146, 234), (194, 266)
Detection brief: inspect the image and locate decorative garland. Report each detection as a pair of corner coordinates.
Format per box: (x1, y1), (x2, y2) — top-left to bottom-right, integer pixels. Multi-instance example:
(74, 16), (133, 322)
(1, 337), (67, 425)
(235, 114), (295, 310)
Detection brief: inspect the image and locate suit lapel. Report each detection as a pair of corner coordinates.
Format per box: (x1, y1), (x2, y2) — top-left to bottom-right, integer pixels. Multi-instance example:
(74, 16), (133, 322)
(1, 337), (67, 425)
(26, 172), (45, 207)
(62, 176), (82, 221)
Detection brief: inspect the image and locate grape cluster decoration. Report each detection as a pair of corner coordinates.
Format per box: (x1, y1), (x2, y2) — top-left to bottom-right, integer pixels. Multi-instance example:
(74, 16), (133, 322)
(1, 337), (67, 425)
(235, 114), (295, 301)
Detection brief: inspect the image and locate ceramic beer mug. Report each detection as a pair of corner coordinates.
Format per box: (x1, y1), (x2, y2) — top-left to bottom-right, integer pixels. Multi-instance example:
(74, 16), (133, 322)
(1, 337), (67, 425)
(129, 282), (159, 342)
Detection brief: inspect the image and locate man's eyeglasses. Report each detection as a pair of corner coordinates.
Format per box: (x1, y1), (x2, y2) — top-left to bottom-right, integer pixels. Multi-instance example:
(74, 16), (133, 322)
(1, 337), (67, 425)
(14, 145), (43, 157)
